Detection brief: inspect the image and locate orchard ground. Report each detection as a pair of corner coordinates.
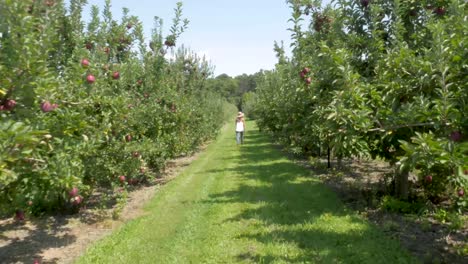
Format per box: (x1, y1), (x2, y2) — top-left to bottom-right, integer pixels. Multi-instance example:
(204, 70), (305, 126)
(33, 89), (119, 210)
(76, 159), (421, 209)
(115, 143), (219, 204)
(0, 121), (466, 263)
(0, 148), (205, 263)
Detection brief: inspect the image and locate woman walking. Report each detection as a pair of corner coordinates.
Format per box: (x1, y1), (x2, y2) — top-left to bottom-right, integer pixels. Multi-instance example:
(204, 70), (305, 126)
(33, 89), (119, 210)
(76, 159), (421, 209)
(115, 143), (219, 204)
(235, 112), (246, 145)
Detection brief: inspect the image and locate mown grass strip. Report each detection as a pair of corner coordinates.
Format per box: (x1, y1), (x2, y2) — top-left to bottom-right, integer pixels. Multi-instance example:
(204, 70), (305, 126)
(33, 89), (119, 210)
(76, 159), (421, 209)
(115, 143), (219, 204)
(76, 121), (417, 264)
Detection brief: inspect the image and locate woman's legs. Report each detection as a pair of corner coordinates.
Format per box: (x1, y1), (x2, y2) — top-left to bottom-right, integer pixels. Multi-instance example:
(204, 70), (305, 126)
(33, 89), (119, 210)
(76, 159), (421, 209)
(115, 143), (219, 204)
(236, 131), (244, 145)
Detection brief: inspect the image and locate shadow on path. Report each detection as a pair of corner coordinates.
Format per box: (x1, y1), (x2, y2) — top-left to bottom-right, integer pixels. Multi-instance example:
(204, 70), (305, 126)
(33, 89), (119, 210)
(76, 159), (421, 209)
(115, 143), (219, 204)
(204, 128), (415, 263)
(0, 216), (76, 263)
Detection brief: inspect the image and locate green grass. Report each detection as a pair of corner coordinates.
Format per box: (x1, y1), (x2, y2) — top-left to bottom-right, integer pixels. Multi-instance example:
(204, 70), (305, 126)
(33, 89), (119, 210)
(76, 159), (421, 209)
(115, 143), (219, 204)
(76, 121), (418, 264)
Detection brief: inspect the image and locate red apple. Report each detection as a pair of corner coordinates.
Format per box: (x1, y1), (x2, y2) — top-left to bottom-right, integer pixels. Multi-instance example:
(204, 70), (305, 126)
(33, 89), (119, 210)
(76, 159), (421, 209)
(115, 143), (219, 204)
(3, 99), (17, 111)
(300, 71), (306, 79)
(126, 23), (133, 29)
(125, 134), (132, 142)
(69, 187), (79, 197)
(85, 42), (93, 50)
(86, 74), (96, 84)
(40, 101), (57, 112)
(34, 259), (41, 264)
(104, 47), (110, 54)
(409, 9), (418, 17)
(112, 71), (120, 80)
(15, 210), (25, 221)
(361, 0), (370, 7)
(164, 39), (175, 47)
(425, 175), (433, 183)
(458, 189), (465, 197)
(434, 7), (445, 16)
(132, 151), (140, 158)
(81, 58), (89, 68)
(305, 77), (312, 85)
(40, 101), (51, 112)
(119, 175), (126, 183)
(72, 195), (82, 205)
(450, 131), (462, 142)
(302, 67), (310, 74)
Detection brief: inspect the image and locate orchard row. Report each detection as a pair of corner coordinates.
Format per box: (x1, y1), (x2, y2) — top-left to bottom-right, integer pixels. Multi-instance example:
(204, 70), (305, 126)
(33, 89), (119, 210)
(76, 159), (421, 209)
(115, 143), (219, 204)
(0, 0), (234, 219)
(249, 0), (467, 208)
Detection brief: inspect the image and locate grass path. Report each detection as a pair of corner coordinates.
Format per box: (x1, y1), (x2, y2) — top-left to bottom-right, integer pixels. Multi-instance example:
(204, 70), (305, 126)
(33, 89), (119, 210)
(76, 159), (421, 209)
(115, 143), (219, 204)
(77, 121), (417, 263)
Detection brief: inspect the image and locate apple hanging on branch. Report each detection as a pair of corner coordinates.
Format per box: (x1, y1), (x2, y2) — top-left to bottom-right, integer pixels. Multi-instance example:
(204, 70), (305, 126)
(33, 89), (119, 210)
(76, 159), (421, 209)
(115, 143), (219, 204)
(450, 131), (462, 142)
(425, 175), (433, 183)
(72, 195), (82, 205)
(164, 35), (176, 47)
(434, 7), (446, 16)
(112, 71), (120, 80)
(119, 175), (126, 183)
(69, 187), (79, 198)
(86, 74), (96, 84)
(41, 101), (58, 112)
(15, 210), (25, 221)
(458, 189), (465, 197)
(0, 99), (17, 111)
(81, 58), (90, 68)
(299, 67), (310, 78)
(85, 41), (93, 50)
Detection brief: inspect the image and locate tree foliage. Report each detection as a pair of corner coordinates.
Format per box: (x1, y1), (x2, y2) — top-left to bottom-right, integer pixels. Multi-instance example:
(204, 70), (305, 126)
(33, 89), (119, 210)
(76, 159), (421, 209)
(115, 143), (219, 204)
(253, 0), (467, 208)
(0, 0), (233, 216)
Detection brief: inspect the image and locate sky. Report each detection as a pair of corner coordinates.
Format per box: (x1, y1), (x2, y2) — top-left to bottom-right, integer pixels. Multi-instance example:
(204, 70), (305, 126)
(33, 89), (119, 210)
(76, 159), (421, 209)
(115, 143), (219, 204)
(78, 0), (330, 77)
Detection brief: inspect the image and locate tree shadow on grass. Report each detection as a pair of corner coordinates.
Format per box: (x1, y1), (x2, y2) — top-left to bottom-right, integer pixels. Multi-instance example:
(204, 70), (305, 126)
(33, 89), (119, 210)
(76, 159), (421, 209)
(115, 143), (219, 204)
(234, 227), (414, 263)
(204, 128), (416, 263)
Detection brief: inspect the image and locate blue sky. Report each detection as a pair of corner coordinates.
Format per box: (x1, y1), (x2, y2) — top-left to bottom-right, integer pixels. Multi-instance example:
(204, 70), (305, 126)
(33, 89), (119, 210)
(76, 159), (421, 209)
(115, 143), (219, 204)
(80, 0), (330, 77)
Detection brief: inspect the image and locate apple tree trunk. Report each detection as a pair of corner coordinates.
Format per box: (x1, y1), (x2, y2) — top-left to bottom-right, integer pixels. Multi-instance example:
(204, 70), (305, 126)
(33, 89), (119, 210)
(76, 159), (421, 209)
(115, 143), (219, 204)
(395, 166), (409, 200)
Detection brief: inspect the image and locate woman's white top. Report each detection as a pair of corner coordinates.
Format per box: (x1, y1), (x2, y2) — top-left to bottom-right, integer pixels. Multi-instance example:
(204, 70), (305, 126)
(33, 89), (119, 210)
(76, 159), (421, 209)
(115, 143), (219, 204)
(236, 121), (244, 132)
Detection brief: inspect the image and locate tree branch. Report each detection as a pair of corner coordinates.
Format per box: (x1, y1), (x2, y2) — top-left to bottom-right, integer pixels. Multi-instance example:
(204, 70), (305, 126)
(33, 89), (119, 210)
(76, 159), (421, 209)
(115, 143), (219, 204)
(367, 122), (447, 132)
